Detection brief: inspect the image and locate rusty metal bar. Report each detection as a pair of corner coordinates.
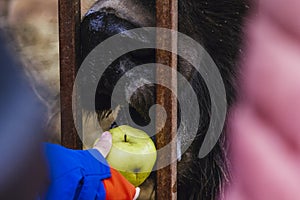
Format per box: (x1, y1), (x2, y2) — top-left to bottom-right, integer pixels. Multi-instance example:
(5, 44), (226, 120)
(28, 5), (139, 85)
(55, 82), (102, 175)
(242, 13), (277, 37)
(0, 0), (8, 16)
(0, 0), (10, 28)
(58, 0), (82, 149)
(156, 0), (178, 199)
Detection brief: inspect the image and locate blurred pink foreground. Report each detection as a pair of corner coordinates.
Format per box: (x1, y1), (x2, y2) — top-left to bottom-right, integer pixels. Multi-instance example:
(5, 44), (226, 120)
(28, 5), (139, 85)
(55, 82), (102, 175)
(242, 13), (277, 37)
(225, 0), (300, 199)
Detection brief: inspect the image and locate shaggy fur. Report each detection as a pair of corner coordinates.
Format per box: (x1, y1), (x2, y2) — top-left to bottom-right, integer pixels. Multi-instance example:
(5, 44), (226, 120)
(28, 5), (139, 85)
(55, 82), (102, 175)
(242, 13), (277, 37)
(81, 1), (250, 199)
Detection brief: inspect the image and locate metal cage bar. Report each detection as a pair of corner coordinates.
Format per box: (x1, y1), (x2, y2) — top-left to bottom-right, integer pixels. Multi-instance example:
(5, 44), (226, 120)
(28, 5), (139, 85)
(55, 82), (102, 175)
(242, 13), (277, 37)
(59, 0), (82, 149)
(59, 0), (178, 198)
(156, 0), (178, 199)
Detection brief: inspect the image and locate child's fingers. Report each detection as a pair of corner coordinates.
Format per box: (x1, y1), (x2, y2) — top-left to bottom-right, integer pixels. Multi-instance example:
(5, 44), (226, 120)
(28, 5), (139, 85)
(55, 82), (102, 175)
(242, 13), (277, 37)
(93, 131), (112, 158)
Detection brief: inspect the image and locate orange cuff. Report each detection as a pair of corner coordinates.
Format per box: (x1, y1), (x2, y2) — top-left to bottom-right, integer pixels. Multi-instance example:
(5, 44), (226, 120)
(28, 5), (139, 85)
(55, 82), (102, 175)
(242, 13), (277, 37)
(103, 167), (136, 200)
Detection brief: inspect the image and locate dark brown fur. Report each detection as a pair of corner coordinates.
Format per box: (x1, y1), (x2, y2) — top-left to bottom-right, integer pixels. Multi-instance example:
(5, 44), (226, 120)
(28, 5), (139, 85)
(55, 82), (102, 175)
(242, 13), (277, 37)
(81, 1), (250, 199)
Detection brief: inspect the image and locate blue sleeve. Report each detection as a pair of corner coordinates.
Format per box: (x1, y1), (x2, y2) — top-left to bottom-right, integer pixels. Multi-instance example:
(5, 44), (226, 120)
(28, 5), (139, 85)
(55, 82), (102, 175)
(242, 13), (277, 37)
(43, 143), (111, 200)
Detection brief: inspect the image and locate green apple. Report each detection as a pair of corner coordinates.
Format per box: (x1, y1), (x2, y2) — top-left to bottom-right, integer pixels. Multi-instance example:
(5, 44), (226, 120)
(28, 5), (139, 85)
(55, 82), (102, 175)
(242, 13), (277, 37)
(106, 125), (157, 186)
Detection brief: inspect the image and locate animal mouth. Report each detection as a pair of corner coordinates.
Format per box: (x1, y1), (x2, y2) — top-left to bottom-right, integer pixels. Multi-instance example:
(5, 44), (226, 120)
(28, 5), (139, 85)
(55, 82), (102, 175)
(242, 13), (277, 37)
(81, 11), (157, 132)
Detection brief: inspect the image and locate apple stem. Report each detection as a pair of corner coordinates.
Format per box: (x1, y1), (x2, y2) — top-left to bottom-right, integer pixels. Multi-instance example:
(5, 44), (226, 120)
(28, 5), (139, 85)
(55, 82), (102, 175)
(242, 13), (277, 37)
(124, 134), (127, 142)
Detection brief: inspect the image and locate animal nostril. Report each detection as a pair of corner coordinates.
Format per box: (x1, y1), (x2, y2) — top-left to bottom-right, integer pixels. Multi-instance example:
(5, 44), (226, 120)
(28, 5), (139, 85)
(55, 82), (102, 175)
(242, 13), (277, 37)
(128, 48), (156, 61)
(81, 11), (139, 59)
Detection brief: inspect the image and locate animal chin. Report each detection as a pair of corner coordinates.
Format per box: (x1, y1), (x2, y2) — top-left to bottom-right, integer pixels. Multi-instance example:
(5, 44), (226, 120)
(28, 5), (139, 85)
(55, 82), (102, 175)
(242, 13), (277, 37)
(96, 80), (156, 129)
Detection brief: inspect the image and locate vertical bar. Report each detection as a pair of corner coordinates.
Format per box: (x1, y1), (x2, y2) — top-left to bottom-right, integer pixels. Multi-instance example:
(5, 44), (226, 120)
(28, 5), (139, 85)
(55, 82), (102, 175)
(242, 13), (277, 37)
(0, 0), (9, 27)
(156, 0), (178, 200)
(59, 0), (82, 149)
(0, 0), (9, 16)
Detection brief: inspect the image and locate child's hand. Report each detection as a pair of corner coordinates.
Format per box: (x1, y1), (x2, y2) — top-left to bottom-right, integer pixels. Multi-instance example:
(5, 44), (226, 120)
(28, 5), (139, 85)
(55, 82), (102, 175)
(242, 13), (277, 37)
(93, 131), (113, 158)
(93, 131), (140, 200)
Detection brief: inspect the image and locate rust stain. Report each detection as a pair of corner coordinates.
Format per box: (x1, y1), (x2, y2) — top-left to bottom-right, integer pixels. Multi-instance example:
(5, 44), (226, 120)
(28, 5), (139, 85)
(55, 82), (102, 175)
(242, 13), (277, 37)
(156, 0), (178, 199)
(59, 0), (82, 149)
